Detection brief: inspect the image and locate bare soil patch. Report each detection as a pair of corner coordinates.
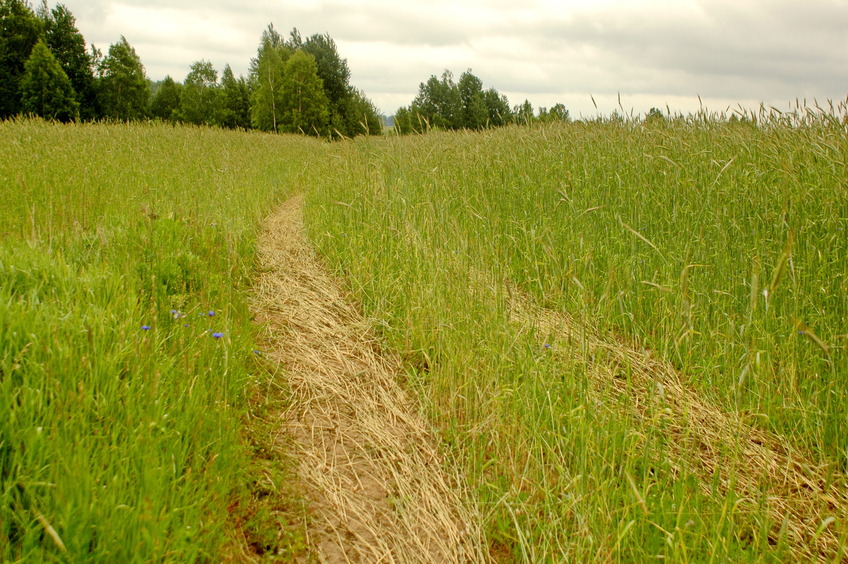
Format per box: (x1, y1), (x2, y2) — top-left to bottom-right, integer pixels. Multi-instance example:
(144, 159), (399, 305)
(251, 196), (488, 563)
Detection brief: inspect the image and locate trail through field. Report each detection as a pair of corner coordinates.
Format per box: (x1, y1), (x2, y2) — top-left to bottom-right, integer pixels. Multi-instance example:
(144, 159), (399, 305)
(249, 195), (847, 562)
(251, 196), (488, 563)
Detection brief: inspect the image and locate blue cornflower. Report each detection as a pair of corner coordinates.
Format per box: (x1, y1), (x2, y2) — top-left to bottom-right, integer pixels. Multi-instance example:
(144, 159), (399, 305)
(253, 350), (261, 354)
(208, 310), (216, 317)
(212, 332), (224, 339)
(543, 344), (551, 349)
(141, 325), (151, 331)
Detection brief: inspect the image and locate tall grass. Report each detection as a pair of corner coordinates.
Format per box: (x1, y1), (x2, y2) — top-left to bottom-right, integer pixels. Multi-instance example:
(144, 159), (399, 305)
(305, 105), (848, 559)
(0, 119), (325, 560)
(3, 106), (845, 560)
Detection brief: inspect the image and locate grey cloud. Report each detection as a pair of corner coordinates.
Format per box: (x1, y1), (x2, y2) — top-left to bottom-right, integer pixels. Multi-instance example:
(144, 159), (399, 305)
(511, 1), (848, 100)
(60, 0), (848, 116)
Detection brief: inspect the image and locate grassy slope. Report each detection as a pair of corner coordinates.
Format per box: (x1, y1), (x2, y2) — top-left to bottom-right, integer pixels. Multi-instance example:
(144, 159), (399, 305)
(0, 119), (325, 561)
(305, 113), (847, 560)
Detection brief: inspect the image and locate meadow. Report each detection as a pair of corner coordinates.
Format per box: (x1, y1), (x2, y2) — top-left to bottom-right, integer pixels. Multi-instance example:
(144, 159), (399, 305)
(305, 106), (848, 560)
(0, 119), (326, 560)
(2, 106), (847, 561)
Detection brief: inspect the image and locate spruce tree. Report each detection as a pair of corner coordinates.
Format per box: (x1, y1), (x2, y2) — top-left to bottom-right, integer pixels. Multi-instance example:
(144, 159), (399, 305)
(220, 64), (250, 129)
(0, 0), (43, 118)
(43, 3), (97, 119)
(19, 39), (78, 121)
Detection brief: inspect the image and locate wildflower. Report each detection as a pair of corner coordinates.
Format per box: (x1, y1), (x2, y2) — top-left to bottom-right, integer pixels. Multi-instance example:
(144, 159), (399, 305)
(141, 325), (151, 331)
(208, 310), (216, 317)
(543, 344), (551, 349)
(253, 350), (260, 354)
(211, 332), (224, 339)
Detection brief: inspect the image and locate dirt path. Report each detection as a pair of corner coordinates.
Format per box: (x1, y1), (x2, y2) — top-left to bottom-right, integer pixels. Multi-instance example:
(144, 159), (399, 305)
(251, 196), (488, 563)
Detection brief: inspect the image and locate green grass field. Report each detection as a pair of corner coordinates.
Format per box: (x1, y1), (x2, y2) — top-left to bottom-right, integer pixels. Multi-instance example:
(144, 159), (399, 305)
(305, 108), (848, 560)
(0, 119), (326, 560)
(2, 108), (847, 561)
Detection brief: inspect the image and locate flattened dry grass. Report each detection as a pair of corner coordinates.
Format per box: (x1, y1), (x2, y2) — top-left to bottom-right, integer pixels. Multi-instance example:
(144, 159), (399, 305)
(251, 196), (488, 562)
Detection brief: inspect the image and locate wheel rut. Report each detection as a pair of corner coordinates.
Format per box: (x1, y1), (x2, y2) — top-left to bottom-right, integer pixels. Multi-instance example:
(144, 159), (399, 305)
(251, 195), (488, 563)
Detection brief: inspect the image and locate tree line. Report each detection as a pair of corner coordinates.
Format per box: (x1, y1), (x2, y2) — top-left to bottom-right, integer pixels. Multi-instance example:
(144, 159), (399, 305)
(394, 69), (570, 134)
(0, 0), (382, 136)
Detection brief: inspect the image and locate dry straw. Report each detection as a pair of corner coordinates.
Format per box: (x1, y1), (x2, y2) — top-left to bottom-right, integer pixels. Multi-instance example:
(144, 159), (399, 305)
(251, 196), (488, 563)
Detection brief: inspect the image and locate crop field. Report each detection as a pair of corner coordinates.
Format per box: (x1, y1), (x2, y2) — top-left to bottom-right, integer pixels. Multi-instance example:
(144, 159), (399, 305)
(2, 108), (847, 561)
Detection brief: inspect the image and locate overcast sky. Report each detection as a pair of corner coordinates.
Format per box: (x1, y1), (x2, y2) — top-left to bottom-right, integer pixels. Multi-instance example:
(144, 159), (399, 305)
(63, 0), (847, 117)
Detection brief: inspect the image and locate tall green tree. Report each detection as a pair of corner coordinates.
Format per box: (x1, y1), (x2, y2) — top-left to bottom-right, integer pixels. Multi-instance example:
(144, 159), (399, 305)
(457, 70), (487, 129)
(539, 103), (569, 123)
(98, 36), (148, 120)
(299, 31), (353, 135)
(278, 49), (329, 135)
(180, 59), (219, 126)
(249, 24), (381, 137)
(394, 105), (431, 134)
(397, 69), (514, 134)
(482, 88), (512, 126)
(0, 0), (43, 118)
(393, 105), (415, 134)
(412, 71), (461, 130)
(19, 38), (78, 121)
(42, 3), (96, 119)
(514, 99), (535, 125)
(342, 87), (382, 135)
(219, 64), (250, 129)
(150, 75), (181, 122)
(249, 25), (290, 132)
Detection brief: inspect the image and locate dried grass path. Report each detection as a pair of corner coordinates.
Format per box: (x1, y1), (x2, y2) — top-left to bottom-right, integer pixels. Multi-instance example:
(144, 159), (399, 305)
(251, 196), (488, 563)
